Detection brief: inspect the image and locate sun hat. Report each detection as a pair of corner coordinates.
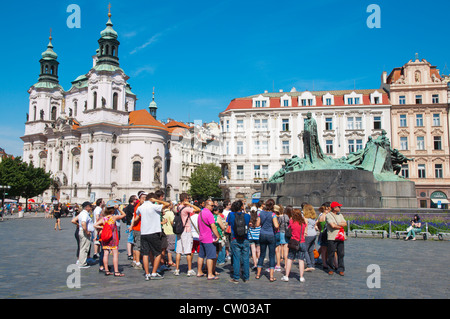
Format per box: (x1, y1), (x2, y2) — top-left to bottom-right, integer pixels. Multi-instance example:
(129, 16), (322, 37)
(106, 199), (122, 208)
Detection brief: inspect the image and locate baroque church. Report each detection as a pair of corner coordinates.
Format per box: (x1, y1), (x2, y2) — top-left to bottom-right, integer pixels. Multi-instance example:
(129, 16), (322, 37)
(21, 10), (189, 204)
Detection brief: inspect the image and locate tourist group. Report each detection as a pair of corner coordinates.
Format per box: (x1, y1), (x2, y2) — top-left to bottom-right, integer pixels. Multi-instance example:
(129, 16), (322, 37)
(70, 191), (347, 283)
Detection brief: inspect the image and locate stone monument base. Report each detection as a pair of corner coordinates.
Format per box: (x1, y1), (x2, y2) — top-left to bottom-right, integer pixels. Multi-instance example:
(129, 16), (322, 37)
(261, 169), (417, 208)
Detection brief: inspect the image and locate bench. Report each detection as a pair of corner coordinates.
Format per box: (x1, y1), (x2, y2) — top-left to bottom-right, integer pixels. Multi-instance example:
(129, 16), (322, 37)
(353, 229), (387, 238)
(395, 230), (429, 240)
(437, 232), (450, 241)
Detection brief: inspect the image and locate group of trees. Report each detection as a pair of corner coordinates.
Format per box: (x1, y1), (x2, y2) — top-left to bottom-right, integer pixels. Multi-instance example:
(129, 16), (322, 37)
(0, 157), (52, 208)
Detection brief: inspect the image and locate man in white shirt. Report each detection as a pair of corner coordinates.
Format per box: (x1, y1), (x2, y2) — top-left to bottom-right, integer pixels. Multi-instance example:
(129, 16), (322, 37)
(132, 193), (170, 280)
(72, 201), (94, 268)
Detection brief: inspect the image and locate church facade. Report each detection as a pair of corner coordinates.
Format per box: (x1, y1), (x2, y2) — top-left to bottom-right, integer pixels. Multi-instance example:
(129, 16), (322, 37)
(20, 11), (203, 204)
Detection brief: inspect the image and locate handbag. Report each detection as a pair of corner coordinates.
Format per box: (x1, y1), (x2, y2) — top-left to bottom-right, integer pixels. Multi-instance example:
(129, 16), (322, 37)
(335, 227), (346, 241)
(287, 223), (304, 250)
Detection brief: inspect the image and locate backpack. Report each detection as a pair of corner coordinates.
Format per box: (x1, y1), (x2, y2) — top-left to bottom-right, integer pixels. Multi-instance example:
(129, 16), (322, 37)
(233, 213), (247, 239)
(173, 207), (187, 235)
(101, 222), (113, 242)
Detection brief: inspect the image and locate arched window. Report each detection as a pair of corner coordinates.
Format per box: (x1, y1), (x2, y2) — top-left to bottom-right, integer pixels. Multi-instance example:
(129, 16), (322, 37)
(33, 106), (37, 121)
(113, 92), (118, 110)
(51, 106), (57, 121)
(112, 46), (116, 56)
(58, 151), (63, 171)
(132, 161), (141, 181)
(93, 91), (97, 109)
(105, 45), (109, 55)
(111, 156), (117, 170)
(51, 66), (55, 75)
(74, 101), (77, 116)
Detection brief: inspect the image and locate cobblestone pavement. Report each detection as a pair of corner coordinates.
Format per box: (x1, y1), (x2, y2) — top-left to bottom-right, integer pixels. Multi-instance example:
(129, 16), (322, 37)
(0, 216), (448, 300)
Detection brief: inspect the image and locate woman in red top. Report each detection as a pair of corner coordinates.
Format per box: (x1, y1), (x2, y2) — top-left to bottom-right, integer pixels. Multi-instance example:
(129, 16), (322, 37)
(95, 202), (126, 277)
(281, 208), (307, 283)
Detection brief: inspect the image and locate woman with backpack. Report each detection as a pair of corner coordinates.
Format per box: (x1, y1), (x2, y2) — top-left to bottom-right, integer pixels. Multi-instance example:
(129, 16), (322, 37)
(255, 199), (279, 282)
(94, 200), (126, 277)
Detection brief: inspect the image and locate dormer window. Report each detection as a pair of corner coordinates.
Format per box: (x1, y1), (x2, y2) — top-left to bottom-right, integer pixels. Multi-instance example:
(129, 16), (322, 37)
(370, 90), (383, 104)
(253, 95), (270, 108)
(344, 92), (363, 105)
(298, 92), (316, 107)
(280, 94), (291, 107)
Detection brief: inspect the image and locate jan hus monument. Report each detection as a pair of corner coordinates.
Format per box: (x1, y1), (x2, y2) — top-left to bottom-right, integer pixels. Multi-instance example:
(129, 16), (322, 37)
(262, 112), (417, 208)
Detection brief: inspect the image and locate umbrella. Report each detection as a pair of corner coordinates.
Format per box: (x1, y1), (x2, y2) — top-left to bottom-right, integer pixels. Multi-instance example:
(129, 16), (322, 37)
(28, 199), (35, 203)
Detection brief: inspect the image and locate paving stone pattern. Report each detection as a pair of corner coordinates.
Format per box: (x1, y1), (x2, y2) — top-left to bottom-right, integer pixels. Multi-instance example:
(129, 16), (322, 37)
(0, 216), (448, 299)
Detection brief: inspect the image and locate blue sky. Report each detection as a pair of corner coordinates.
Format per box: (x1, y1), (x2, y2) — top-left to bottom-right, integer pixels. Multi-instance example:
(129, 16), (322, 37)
(1, 0), (449, 157)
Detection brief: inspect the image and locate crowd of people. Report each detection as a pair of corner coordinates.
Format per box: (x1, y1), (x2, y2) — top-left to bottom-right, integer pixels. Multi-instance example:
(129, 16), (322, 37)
(68, 190), (348, 283)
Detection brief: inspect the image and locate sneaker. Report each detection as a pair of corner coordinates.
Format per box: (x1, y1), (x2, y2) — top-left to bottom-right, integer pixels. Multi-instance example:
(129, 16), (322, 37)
(145, 274), (151, 281)
(79, 264), (90, 269)
(173, 269), (180, 276)
(300, 277), (305, 282)
(151, 273), (164, 280)
(187, 270), (196, 277)
(133, 263), (143, 270)
(275, 266), (282, 272)
(281, 276), (289, 282)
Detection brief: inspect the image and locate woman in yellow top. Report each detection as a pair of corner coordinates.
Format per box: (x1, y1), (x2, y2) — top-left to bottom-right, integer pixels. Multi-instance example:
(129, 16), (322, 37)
(94, 200), (126, 277)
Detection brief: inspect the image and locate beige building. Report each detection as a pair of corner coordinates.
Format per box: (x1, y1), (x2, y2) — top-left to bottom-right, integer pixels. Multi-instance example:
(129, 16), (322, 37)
(383, 57), (450, 208)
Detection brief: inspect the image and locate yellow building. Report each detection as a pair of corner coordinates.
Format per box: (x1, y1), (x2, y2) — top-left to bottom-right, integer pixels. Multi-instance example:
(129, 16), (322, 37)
(383, 57), (450, 208)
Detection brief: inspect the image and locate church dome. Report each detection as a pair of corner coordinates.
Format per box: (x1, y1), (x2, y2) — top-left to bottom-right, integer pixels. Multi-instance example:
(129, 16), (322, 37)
(41, 38), (58, 60)
(100, 14), (118, 39)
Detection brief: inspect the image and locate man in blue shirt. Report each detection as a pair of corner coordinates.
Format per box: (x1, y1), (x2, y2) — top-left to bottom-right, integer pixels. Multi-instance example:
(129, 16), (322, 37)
(226, 200), (251, 283)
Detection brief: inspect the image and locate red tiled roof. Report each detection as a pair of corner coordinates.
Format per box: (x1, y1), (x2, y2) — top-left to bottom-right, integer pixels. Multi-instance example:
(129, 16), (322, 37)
(222, 90), (389, 112)
(128, 109), (168, 130)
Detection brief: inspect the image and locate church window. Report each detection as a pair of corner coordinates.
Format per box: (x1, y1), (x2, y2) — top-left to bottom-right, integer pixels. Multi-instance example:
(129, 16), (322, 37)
(93, 92), (97, 109)
(58, 151), (63, 171)
(113, 93), (118, 110)
(111, 156), (117, 170)
(51, 107), (57, 121)
(132, 161), (141, 182)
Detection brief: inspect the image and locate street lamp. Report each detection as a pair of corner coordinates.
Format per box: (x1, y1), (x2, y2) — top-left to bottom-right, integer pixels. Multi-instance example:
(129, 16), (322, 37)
(0, 185), (12, 210)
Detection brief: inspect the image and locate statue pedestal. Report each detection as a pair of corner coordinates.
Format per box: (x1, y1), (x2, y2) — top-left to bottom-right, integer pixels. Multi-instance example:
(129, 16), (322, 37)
(261, 169), (417, 208)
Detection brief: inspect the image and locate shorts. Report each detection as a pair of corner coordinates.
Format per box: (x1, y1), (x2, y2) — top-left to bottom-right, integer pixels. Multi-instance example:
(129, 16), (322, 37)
(161, 233), (168, 250)
(288, 242), (306, 261)
(279, 232), (288, 245)
(166, 234), (176, 252)
(176, 232), (193, 255)
(275, 232), (281, 246)
(198, 242), (216, 260)
(192, 239), (200, 254)
(249, 239), (260, 245)
(141, 233), (163, 257)
(133, 230), (141, 251)
(127, 229), (134, 244)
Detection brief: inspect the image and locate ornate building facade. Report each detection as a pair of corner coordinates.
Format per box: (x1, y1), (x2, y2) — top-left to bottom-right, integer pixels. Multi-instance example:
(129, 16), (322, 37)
(219, 88), (391, 201)
(383, 57), (450, 208)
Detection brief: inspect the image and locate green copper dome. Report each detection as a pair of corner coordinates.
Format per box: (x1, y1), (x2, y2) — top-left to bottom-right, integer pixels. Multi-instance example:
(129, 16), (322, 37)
(100, 14), (118, 39)
(41, 38), (58, 60)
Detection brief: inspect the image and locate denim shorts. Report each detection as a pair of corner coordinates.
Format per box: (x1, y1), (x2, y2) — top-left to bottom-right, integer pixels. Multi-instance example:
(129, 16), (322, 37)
(249, 239), (260, 246)
(288, 242), (306, 260)
(279, 232), (288, 245)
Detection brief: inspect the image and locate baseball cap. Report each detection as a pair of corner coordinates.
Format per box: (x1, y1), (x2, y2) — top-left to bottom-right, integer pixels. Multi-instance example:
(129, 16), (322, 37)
(81, 201), (92, 208)
(330, 201), (342, 209)
(137, 191), (147, 198)
(106, 199), (122, 208)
